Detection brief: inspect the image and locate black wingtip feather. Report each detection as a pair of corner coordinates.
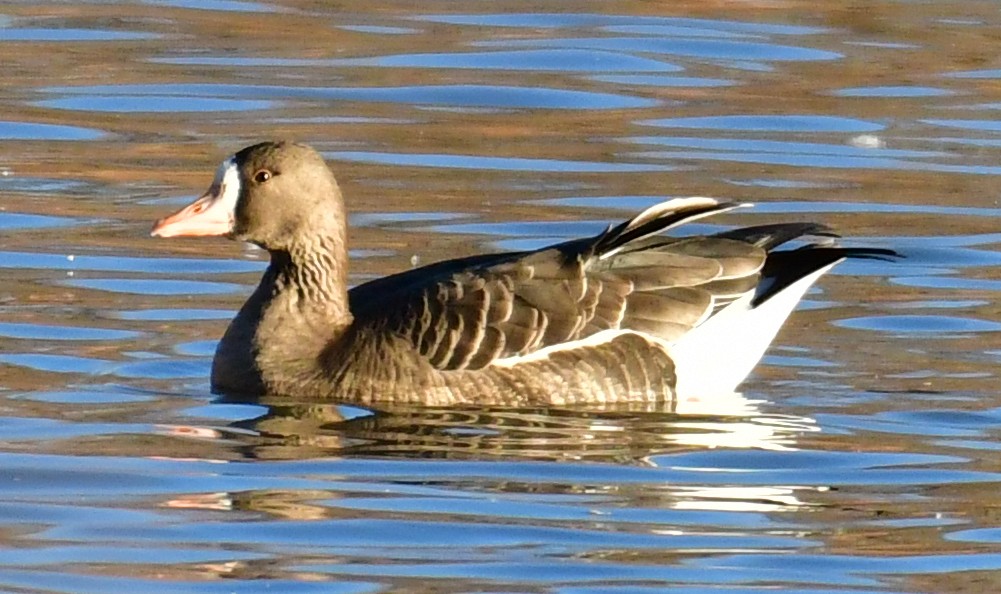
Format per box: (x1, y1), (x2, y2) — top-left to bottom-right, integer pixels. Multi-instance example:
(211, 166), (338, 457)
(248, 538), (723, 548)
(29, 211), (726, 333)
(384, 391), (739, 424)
(753, 246), (901, 306)
(716, 222), (839, 250)
(823, 246), (902, 262)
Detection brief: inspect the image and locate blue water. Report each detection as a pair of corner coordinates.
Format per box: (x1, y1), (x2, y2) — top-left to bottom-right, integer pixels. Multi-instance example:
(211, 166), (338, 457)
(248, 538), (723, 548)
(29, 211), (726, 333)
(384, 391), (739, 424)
(2, 1), (1001, 592)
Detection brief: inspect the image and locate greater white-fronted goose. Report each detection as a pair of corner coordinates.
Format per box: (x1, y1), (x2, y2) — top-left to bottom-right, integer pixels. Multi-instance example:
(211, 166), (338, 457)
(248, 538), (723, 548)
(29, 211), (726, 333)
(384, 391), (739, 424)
(152, 141), (894, 406)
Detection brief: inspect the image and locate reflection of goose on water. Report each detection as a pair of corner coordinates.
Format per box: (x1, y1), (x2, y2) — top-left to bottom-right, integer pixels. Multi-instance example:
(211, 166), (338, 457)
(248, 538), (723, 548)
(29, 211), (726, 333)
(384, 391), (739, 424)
(222, 395), (820, 462)
(153, 141), (895, 406)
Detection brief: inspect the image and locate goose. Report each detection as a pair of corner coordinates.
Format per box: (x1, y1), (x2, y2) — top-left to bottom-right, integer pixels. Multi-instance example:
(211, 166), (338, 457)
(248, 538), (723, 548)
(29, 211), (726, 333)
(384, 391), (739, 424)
(152, 140), (893, 406)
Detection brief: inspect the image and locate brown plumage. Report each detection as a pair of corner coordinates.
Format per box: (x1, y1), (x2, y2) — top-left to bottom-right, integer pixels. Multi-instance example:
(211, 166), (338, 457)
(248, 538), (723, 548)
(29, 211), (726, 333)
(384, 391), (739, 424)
(151, 141), (895, 407)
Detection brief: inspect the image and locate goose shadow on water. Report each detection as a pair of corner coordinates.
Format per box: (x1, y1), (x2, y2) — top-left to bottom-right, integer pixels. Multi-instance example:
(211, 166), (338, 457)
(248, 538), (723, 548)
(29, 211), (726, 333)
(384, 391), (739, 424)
(217, 390), (819, 463)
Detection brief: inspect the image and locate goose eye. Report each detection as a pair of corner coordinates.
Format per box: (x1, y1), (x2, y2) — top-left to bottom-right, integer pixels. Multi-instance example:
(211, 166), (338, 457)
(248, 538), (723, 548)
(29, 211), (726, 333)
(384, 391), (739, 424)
(254, 170), (272, 183)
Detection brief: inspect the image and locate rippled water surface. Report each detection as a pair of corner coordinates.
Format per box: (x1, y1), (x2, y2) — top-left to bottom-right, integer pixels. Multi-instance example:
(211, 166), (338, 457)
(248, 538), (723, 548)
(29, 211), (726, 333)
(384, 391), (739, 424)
(3, 1), (1001, 592)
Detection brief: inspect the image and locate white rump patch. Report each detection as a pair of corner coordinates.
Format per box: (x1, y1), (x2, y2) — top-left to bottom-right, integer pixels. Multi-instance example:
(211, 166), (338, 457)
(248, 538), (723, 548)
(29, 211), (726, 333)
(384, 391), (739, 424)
(669, 260), (841, 398)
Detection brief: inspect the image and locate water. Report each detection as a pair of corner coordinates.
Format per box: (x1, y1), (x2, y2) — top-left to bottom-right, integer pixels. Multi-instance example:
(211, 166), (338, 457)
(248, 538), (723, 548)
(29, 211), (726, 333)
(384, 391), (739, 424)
(2, 1), (1001, 592)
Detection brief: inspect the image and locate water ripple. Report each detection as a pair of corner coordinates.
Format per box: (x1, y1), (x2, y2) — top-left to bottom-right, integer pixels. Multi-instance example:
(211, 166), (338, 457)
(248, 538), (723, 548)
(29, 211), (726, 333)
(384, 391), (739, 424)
(356, 48), (681, 72)
(59, 278), (245, 295)
(327, 151), (672, 172)
(0, 28), (156, 42)
(0, 250), (263, 273)
(0, 322), (140, 341)
(141, 0), (282, 12)
(155, 49), (680, 73)
(640, 115), (883, 132)
(833, 85), (955, 97)
(835, 315), (1001, 335)
(417, 14), (827, 36)
(0, 121), (105, 141)
(40, 82), (655, 111)
(476, 37), (842, 62)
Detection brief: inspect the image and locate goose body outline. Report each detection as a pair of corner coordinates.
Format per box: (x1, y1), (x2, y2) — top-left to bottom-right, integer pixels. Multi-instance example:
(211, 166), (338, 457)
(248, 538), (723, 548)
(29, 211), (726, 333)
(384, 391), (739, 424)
(152, 141), (894, 406)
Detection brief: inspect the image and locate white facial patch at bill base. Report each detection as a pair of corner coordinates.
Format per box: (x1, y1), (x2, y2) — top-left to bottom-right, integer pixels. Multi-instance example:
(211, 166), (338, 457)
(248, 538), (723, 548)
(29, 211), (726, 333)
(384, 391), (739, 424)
(214, 156), (242, 217)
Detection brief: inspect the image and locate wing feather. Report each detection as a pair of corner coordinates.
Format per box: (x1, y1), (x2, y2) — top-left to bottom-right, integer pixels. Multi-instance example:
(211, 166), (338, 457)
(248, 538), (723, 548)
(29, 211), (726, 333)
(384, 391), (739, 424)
(344, 198), (873, 374)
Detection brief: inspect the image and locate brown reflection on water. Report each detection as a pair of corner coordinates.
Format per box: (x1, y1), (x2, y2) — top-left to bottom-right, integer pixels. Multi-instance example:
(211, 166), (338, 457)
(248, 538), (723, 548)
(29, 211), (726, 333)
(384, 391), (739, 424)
(222, 394), (817, 461)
